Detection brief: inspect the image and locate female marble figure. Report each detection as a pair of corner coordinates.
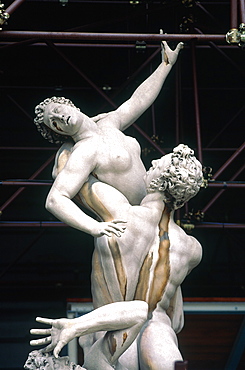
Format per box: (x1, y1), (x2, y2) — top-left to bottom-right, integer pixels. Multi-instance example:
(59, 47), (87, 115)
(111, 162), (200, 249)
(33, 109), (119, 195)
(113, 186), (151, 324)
(33, 41), (183, 237)
(30, 145), (203, 370)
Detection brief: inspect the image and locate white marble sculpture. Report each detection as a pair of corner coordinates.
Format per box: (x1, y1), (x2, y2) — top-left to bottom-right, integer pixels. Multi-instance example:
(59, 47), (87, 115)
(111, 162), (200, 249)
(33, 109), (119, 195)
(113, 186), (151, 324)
(29, 145), (203, 369)
(33, 41), (183, 236)
(24, 349), (84, 369)
(27, 41), (203, 369)
(28, 301), (148, 369)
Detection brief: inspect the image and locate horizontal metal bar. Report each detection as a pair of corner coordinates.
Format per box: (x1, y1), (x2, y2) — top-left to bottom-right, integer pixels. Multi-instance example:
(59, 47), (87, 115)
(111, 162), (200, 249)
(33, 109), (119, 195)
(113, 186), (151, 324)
(195, 223), (245, 229)
(213, 142), (245, 180)
(1, 42), (236, 49)
(0, 31), (226, 43)
(0, 147), (240, 151)
(0, 154), (55, 213)
(0, 42), (158, 48)
(0, 221), (68, 227)
(2, 180), (245, 187)
(66, 301), (245, 315)
(208, 182), (245, 188)
(0, 147), (57, 150)
(1, 180), (52, 186)
(0, 221), (244, 228)
(184, 301), (245, 313)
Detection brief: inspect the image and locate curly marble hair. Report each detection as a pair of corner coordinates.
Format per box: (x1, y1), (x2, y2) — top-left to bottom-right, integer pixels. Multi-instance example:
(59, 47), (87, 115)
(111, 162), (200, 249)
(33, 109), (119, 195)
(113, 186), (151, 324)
(147, 144), (203, 210)
(34, 96), (80, 144)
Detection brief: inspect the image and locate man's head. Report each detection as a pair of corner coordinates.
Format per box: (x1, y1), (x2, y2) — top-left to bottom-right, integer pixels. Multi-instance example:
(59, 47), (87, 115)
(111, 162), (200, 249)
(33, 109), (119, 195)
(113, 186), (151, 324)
(146, 144), (203, 210)
(34, 97), (80, 144)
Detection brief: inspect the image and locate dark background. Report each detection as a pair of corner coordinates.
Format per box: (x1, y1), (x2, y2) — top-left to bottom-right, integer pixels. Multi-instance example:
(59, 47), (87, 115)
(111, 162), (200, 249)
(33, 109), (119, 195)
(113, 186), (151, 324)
(0, 1), (244, 369)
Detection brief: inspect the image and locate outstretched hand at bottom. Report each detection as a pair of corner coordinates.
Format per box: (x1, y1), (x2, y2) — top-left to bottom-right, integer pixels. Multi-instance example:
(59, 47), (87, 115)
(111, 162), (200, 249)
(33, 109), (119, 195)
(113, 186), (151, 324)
(30, 317), (76, 358)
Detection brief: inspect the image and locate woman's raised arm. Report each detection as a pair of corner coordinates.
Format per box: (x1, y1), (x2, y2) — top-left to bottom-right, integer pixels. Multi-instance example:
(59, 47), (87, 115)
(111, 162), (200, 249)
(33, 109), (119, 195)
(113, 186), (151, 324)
(113, 41), (183, 131)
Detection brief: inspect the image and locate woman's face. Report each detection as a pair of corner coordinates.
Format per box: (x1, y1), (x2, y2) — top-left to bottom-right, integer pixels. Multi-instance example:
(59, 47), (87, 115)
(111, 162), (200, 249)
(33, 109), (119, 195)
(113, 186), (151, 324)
(144, 153), (172, 187)
(43, 102), (82, 137)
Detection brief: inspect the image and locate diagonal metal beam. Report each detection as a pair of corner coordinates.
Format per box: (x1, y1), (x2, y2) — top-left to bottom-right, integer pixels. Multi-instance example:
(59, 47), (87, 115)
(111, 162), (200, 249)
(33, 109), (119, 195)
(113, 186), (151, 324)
(0, 94), (56, 213)
(0, 154), (55, 213)
(224, 316), (245, 370)
(45, 40), (114, 107)
(0, 229), (45, 279)
(212, 141), (245, 180)
(5, 0), (26, 15)
(194, 28), (245, 78)
(206, 105), (245, 148)
(7, 94), (33, 120)
(202, 162), (245, 214)
(196, 2), (221, 25)
(98, 46), (161, 112)
(0, 37), (42, 51)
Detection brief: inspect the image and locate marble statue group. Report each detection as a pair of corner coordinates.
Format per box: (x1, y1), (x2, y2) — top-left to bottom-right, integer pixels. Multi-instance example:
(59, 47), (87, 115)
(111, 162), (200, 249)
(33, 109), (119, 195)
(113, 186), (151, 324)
(25, 40), (203, 370)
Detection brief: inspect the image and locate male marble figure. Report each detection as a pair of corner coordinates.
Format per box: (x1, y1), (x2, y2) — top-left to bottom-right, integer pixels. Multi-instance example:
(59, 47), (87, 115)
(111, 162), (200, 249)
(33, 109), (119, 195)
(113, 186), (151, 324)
(30, 145), (203, 369)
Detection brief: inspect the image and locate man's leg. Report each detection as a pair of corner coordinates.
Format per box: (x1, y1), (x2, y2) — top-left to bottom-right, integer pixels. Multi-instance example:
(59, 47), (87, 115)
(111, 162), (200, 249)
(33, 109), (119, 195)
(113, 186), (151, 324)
(139, 311), (182, 370)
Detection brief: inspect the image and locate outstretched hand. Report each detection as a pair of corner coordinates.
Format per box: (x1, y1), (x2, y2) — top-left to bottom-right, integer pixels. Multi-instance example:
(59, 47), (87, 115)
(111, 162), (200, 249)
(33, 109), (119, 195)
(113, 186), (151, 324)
(30, 317), (76, 358)
(160, 31), (184, 66)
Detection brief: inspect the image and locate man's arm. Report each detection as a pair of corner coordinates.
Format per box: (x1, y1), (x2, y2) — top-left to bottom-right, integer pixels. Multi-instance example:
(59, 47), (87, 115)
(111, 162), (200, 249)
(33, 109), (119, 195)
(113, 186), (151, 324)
(46, 143), (126, 237)
(30, 301), (148, 359)
(112, 41), (183, 131)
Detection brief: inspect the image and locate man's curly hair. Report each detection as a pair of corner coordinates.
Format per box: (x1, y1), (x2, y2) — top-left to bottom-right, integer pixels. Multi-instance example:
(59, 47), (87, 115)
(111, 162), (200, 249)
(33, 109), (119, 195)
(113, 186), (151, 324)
(147, 144), (203, 210)
(34, 96), (80, 144)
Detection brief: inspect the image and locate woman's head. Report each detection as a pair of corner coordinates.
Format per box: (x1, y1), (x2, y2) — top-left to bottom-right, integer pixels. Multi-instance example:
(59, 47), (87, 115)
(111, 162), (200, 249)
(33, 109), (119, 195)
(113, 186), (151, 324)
(147, 144), (203, 210)
(34, 96), (80, 144)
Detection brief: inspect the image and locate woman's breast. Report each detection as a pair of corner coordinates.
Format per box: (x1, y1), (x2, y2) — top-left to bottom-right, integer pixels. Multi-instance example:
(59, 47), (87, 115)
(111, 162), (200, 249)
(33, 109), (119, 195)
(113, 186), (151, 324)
(98, 134), (142, 173)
